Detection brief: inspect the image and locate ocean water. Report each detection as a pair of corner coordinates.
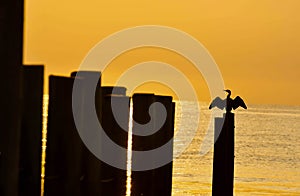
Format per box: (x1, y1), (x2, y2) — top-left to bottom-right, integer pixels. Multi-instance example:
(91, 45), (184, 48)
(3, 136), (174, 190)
(172, 102), (300, 196)
(42, 97), (300, 195)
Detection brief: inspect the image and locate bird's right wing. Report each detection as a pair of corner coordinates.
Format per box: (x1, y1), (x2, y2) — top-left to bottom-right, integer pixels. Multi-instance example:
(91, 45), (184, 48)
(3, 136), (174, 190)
(209, 97), (225, 110)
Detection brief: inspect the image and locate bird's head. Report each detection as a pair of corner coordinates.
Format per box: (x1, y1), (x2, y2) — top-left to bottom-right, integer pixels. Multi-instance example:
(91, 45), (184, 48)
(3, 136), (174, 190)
(224, 89), (231, 97)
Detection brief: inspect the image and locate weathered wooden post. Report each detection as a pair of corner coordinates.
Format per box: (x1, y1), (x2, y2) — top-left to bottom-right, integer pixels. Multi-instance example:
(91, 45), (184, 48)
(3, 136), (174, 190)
(131, 93), (155, 196)
(101, 86), (128, 149)
(44, 76), (85, 196)
(212, 113), (235, 196)
(151, 95), (174, 196)
(131, 93), (175, 196)
(71, 73), (130, 195)
(0, 0), (24, 195)
(71, 71), (102, 196)
(100, 86), (129, 195)
(19, 65), (44, 196)
(70, 71), (103, 196)
(210, 89), (247, 196)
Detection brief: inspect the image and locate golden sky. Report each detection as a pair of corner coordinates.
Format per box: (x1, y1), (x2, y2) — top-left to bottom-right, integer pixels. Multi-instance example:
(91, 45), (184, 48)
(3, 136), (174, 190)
(24, 0), (300, 105)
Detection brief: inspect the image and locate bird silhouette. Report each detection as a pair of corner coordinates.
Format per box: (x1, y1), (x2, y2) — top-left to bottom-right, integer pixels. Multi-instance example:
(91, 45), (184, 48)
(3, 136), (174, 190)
(209, 89), (247, 112)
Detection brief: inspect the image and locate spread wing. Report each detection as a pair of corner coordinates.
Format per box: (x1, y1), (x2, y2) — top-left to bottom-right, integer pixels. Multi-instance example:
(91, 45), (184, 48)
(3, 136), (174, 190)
(209, 97), (226, 110)
(233, 96), (247, 110)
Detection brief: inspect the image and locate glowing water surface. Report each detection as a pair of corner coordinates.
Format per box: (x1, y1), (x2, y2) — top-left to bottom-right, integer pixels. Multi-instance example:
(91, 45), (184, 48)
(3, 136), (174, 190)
(41, 96), (300, 195)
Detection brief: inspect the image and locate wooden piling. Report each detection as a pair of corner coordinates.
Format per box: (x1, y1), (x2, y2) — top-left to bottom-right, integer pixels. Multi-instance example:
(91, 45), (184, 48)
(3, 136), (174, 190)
(0, 0), (24, 195)
(212, 112), (235, 196)
(44, 76), (84, 196)
(70, 71), (102, 123)
(101, 86), (127, 97)
(101, 86), (128, 148)
(131, 93), (155, 196)
(151, 96), (174, 196)
(72, 82), (128, 196)
(131, 93), (155, 151)
(100, 88), (129, 196)
(19, 65), (44, 196)
(131, 94), (174, 196)
(70, 71), (102, 196)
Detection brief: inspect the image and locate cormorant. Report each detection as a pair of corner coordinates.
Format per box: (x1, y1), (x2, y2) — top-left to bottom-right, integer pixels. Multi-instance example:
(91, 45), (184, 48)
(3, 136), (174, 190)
(209, 89), (247, 112)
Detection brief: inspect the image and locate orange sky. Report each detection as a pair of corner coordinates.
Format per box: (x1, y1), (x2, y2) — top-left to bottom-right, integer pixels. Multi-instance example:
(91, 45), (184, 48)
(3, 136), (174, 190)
(24, 0), (300, 105)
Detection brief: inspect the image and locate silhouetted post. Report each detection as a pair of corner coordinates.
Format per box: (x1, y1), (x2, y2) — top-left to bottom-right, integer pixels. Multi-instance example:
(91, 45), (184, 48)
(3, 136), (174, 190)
(44, 76), (84, 196)
(152, 96), (174, 196)
(131, 93), (155, 196)
(71, 71), (103, 196)
(0, 0), (24, 195)
(212, 113), (235, 196)
(71, 71), (102, 123)
(100, 86), (129, 196)
(101, 86), (127, 97)
(101, 86), (128, 148)
(131, 94), (174, 196)
(19, 65), (44, 196)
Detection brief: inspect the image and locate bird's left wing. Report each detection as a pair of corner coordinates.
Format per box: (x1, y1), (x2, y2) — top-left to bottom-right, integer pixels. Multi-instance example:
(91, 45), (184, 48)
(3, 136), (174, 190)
(233, 96), (247, 110)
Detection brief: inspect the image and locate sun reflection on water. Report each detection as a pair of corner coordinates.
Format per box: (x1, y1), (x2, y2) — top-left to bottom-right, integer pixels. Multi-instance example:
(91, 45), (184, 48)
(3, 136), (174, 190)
(126, 100), (133, 196)
(41, 95), (49, 196)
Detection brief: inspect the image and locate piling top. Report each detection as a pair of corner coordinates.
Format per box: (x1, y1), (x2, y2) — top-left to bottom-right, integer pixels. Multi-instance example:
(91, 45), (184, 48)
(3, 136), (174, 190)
(23, 65), (44, 69)
(132, 93), (173, 101)
(70, 71), (101, 78)
(49, 75), (75, 81)
(132, 93), (155, 98)
(102, 86), (127, 96)
(155, 95), (173, 102)
(104, 94), (130, 99)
